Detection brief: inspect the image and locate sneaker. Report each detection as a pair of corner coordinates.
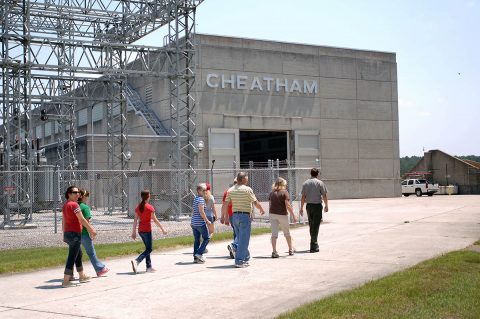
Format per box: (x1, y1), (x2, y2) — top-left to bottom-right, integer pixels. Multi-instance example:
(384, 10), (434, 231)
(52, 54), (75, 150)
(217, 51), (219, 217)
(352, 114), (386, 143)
(79, 275), (91, 283)
(310, 248), (320, 253)
(271, 251), (280, 258)
(146, 267), (156, 273)
(227, 244), (235, 259)
(62, 281), (78, 288)
(194, 254), (205, 264)
(131, 259), (138, 274)
(97, 267), (109, 277)
(203, 248), (209, 254)
(235, 262), (249, 268)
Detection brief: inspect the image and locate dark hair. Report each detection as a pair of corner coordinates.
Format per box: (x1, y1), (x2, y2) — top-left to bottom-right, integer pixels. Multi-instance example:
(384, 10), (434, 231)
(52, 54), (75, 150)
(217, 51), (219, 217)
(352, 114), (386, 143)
(78, 189), (89, 202)
(138, 190), (150, 213)
(310, 168), (319, 178)
(65, 185), (78, 199)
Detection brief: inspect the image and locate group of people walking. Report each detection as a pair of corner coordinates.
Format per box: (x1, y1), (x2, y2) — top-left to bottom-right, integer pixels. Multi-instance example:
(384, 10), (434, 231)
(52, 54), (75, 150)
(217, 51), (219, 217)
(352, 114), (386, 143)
(61, 168), (328, 285)
(190, 168), (328, 267)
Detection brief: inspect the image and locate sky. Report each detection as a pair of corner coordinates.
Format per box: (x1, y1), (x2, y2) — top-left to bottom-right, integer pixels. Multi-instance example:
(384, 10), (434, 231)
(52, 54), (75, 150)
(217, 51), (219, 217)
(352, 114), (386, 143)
(147, 0), (480, 157)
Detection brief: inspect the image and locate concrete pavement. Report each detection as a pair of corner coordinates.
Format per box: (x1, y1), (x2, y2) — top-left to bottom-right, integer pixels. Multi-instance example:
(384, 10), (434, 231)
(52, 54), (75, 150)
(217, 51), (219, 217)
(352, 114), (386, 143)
(1, 195), (479, 319)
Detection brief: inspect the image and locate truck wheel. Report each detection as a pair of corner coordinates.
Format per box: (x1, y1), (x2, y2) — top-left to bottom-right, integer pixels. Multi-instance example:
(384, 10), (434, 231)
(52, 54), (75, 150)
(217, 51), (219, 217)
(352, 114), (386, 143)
(403, 193), (410, 197)
(415, 188), (422, 197)
(428, 193), (433, 197)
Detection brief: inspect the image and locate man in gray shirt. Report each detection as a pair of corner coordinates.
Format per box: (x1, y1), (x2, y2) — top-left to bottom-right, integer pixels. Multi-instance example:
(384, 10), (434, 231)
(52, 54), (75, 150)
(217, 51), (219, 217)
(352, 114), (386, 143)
(299, 168), (329, 253)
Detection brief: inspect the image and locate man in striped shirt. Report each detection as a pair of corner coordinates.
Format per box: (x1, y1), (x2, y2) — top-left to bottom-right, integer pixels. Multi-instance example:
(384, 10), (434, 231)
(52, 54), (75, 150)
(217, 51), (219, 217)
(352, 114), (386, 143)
(222, 172), (266, 268)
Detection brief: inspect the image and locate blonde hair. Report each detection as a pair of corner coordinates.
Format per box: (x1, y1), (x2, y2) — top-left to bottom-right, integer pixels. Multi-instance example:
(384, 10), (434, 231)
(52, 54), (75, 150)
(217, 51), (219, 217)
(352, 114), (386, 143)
(272, 177), (287, 191)
(78, 189), (89, 202)
(204, 189), (212, 204)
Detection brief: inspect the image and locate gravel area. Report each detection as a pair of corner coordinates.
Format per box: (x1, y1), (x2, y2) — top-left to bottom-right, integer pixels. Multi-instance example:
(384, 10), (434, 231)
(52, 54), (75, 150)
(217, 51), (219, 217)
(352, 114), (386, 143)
(0, 210), (273, 250)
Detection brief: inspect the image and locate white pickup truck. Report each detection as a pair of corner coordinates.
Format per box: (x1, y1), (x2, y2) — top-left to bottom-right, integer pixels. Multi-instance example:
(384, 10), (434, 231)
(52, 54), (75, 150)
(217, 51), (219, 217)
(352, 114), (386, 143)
(401, 179), (439, 197)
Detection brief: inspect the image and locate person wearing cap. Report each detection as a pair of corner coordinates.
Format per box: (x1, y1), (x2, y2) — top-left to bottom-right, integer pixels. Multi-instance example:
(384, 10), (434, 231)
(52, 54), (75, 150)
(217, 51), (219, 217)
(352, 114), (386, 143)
(299, 167), (329, 253)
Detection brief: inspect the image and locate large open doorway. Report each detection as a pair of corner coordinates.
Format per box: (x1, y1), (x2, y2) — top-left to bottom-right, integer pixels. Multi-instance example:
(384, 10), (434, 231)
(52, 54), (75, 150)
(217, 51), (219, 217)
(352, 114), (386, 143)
(239, 130), (288, 168)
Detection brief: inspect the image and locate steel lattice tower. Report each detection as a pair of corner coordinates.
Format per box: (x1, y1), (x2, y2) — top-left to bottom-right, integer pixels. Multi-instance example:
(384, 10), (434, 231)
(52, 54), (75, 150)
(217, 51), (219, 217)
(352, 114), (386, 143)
(1, 0), (204, 225)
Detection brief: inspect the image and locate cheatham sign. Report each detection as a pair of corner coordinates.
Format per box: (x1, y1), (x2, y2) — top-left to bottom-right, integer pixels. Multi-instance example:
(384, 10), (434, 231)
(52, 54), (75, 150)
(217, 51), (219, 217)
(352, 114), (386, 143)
(206, 73), (318, 94)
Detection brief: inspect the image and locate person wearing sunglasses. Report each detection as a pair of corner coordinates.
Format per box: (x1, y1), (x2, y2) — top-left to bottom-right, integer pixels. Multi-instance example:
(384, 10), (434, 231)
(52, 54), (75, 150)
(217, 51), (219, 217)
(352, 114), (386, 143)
(62, 186), (97, 288)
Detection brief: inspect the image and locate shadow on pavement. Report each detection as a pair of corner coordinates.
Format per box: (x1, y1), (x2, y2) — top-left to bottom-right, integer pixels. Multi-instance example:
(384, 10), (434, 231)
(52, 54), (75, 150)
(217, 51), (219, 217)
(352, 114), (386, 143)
(36, 285), (65, 290)
(206, 265), (237, 269)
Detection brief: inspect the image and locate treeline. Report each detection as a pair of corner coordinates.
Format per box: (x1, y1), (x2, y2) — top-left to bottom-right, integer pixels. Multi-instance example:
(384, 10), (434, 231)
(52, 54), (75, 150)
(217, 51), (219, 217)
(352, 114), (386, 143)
(400, 155), (480, 176)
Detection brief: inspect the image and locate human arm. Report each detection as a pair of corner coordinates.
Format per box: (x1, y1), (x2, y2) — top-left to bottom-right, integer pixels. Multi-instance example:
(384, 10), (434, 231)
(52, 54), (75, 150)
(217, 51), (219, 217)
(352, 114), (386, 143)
(199, 204), (211, 225)
(299, 194), (306, 216)
(152, 211), (167, 234)
(285, 199), (297, 222)
(131, 212), (138, 240)
(211, 199), (218, 222)
(221, 193), (230, 225)
(253, 201), (265, 215)
(322, 194), (329, 213)
(75, 212), (96, 239)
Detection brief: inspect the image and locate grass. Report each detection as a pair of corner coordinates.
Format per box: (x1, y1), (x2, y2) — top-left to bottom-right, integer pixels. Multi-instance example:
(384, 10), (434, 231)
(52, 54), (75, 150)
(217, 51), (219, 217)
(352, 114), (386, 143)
(0, 227), (272, 275)
(277, 248), (480, 319)
(474, 240), (480, 246)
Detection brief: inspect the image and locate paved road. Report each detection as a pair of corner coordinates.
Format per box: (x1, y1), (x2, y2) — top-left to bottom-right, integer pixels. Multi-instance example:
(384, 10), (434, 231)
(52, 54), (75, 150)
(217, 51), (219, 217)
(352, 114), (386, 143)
(1, 196), (479, 319)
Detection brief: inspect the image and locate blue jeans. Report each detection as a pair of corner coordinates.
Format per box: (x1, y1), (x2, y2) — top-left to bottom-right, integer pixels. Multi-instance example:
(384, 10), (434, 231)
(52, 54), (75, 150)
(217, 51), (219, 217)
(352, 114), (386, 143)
(231, 222), (238, 250)
(81, 233), (106, 273)
(232, 213), (251, 265)
(136, 232), (153, 269)
(191, 224), (210, 256)
(64, 232), (83, 276)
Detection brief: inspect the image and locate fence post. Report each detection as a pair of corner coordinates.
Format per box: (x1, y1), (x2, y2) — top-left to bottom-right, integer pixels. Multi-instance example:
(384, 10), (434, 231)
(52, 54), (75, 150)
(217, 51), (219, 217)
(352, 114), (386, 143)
(53, 165), (59, 234)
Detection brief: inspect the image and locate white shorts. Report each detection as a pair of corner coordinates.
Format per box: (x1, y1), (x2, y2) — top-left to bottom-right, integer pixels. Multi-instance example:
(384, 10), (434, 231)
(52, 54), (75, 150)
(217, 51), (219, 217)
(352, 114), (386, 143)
(270, 214), (290, 238)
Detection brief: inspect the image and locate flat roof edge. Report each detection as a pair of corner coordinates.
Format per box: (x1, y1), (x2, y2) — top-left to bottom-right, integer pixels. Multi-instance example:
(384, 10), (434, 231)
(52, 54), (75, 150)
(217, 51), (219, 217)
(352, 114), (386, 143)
(196, 33), (396, 58)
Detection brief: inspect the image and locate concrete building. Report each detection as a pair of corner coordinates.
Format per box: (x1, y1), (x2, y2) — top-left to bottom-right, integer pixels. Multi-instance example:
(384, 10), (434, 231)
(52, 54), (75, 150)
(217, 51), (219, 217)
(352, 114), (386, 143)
(37, 34), (400, 199)
(409, 150), (480, 194)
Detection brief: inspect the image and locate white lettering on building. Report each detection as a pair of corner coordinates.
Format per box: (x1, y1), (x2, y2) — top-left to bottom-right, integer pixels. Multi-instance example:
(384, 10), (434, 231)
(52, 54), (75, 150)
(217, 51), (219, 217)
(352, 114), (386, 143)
(206, 73), (318, 95)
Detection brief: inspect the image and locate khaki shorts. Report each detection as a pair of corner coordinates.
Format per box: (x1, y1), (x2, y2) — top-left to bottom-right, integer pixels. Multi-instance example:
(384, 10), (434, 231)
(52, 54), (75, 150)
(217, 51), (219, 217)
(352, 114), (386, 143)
(270, 214), (290, 238)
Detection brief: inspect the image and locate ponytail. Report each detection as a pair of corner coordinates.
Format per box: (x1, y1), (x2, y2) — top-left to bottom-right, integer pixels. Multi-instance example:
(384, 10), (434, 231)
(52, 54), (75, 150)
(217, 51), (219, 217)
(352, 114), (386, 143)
(139, 190), (150, 213)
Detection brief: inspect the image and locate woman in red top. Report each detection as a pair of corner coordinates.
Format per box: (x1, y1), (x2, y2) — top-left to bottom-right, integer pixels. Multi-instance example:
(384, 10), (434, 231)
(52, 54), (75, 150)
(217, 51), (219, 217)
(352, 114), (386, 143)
(131, 190), (167, 274)
(62, 185), (97, 288)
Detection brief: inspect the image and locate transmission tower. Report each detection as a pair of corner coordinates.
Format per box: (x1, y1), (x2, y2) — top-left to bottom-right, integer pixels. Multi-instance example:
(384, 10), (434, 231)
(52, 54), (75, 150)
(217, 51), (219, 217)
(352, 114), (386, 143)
(1, 0), (204, 225)
(168, 2), (199, 218)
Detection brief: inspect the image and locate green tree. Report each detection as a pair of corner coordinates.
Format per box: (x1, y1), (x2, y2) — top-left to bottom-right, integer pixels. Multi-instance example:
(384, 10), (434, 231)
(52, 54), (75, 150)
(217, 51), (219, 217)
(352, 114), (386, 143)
(400, 156), (422, 176)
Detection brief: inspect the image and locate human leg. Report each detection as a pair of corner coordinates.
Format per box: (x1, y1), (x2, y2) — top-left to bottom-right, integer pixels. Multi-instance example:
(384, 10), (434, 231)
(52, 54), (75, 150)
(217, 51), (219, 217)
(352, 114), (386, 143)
(81, 233), (105, 273)
(63, 232), (83, 285)
(306, 204), (322, 251)
(233, 214), (251, 265)
(192, 226), (201, 256)
(138, 232), (153, 269)
(270, 214), (280, 254)
(231, 221), (238, 250)
(196, 224), (210, 255)
(277, 214), (293, 252)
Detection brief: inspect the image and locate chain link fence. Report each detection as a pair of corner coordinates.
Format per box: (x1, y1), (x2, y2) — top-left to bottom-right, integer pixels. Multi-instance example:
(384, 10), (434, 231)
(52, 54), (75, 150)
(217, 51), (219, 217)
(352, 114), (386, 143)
(0, 167), (312, 250)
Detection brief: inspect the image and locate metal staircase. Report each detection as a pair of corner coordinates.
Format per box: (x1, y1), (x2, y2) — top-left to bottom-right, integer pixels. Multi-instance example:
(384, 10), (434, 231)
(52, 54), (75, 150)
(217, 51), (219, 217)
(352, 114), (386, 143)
(125, 85), (169, 136)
